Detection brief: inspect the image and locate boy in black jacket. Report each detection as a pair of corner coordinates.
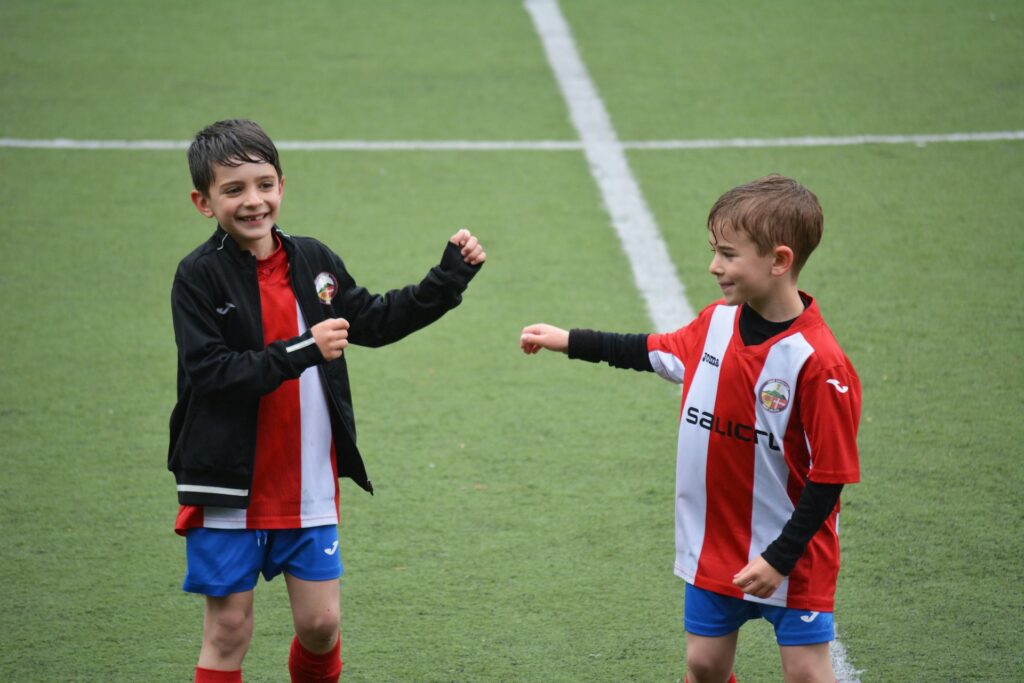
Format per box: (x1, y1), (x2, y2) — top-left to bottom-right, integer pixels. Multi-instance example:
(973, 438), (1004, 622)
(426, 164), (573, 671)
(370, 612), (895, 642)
(169, 119), (485, 683)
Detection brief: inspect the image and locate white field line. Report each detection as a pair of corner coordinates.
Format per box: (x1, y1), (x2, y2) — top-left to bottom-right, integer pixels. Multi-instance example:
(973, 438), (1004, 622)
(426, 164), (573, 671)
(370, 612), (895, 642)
(525, 0), (863, 680)
(524, 0), (692, 332)
(1, 130), (1022, 152)
(831, 632), (865, 683)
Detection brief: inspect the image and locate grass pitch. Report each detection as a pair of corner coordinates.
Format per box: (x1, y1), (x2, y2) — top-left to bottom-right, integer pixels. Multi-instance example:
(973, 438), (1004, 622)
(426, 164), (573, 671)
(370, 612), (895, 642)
(1, 1), (1022, 681)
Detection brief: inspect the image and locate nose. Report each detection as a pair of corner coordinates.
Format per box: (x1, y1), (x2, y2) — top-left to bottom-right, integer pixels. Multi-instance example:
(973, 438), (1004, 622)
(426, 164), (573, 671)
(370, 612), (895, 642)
(243, 186), (262, 207)
(708, 253), (722, 276)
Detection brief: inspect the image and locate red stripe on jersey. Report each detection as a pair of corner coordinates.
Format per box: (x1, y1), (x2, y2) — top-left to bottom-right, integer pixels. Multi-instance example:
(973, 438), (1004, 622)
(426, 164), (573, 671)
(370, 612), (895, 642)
(248, 241), (304, 527)
(694, 343), (760, 598)
(648, 296), (860, 612)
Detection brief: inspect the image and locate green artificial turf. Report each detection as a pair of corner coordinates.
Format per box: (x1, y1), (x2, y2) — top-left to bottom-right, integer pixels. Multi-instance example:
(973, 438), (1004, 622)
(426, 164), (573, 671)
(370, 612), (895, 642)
(1, 1), (1022, 681)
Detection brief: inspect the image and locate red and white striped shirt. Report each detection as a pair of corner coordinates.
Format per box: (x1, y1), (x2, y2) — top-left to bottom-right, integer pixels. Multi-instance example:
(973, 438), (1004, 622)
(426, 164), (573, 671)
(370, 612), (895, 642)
(176, 240), (338, 533)
(648, 297), (860, 611)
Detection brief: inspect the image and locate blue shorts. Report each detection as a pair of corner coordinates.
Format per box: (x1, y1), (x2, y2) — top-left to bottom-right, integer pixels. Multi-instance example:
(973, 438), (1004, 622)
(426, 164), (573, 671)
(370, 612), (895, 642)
(684, 583), (834, 646)
(183, 526), (343, 597)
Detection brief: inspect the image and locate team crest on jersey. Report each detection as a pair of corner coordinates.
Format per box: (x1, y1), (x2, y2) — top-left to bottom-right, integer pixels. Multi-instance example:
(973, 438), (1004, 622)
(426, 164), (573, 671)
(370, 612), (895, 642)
(314, 272), (338, 304)
(759, 379), (791, 413)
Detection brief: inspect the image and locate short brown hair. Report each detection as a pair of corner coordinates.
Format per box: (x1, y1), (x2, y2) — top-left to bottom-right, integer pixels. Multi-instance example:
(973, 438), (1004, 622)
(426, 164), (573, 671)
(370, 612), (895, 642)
(708, 174), (823, 274)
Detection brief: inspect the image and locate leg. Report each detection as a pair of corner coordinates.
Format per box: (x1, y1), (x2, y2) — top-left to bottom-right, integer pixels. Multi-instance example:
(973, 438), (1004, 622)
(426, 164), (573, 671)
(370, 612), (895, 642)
(779, 643), (834, 683)
(286, 574), (341, 652)
(198, 590), (255, 671)
(686, 631), (739, 683)
(285, 574), (342, 682)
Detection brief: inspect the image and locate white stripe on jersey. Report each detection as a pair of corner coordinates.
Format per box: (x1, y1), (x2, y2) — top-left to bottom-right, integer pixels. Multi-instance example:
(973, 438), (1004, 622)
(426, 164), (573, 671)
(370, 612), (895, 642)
(674, 305), (737, 583)
(745, 332), (815, 605)
(650, 348), (685, 383)
(200, 505), (247, 529)
(297, 303), (338, 527)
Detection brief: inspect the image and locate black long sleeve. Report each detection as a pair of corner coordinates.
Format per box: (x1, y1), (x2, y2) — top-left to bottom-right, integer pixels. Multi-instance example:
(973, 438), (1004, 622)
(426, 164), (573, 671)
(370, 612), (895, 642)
(761, 482), (844, 576)
(568, 329), (653, 372)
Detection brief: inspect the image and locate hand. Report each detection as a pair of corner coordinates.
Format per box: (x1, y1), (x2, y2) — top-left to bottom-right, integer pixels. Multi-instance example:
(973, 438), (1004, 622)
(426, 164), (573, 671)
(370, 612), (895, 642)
(519, 324), (570, 354)
(732, 555), (784, 599)
(311, 318), (349, 361)
(449, 229), (486, 265)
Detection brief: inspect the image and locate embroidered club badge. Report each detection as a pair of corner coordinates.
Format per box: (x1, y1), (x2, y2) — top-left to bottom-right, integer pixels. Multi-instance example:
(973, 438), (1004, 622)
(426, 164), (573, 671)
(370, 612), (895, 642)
(314, 272), (338, 304)
(759, 379), (791, 413)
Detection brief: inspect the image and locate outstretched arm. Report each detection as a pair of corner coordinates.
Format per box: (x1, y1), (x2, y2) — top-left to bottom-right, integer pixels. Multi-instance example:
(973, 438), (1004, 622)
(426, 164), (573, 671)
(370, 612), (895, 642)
(521, 326), (654, 372)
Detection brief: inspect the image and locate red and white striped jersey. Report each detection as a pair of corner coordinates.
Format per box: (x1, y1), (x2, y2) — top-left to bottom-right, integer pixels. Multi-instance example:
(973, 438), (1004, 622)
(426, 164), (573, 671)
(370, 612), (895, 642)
(647, 296), (860, 612)
(176, 242), (338, 533)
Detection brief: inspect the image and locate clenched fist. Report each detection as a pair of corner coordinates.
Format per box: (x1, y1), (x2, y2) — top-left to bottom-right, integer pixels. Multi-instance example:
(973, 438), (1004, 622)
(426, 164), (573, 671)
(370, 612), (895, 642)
(311, 317), (349, 361)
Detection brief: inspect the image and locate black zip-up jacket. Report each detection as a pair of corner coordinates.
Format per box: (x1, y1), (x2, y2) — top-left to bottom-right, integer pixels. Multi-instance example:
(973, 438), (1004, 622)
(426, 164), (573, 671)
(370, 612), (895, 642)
(168, 226), (481, 508)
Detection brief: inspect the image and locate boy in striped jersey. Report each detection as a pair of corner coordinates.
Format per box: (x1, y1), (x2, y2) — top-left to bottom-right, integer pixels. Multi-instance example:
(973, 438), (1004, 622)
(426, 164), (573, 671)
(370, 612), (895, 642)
(169, 120), (485, 682)
(520, 175), (860, 683)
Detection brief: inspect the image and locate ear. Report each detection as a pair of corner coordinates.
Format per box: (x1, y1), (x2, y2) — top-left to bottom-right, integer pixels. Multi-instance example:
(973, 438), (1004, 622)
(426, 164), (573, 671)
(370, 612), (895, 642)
(190, 189), (214, 218)
(771, 245), (795, 277)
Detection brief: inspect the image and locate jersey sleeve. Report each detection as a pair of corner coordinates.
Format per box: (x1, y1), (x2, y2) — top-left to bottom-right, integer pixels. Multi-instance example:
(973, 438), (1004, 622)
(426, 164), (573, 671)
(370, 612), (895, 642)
(799, 359), (862, 484)
(645, 307), (713, 384)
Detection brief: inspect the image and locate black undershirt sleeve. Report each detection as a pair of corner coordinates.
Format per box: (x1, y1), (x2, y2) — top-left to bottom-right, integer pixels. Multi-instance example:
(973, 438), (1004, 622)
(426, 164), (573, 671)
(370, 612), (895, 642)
(567, 329), (653, 372)
(761, 482), (844, 576)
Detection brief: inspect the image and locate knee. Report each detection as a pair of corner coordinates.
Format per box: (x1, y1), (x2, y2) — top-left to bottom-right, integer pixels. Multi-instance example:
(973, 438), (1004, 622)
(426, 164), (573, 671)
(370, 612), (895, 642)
(295, 609), (340, 651)
(686, 654), (732, 683)
(206, 608), (253, 657)
(780, 644), (833, 683)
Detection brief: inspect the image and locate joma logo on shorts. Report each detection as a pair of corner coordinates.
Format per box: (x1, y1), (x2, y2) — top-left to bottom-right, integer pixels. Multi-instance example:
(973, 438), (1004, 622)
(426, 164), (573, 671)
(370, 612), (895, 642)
(684, 407), (781, 451)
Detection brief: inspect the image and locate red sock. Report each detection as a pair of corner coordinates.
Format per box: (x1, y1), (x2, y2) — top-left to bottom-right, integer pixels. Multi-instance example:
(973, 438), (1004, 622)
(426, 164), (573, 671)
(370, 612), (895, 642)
(288, 633), (342, 683)
(194, 667), (242, 683)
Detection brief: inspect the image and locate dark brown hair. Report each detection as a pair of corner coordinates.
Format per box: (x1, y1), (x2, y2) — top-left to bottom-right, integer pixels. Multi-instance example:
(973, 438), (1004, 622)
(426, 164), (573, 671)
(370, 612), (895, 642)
(708, 174), (823, 274)
(187, 119), (282, 195)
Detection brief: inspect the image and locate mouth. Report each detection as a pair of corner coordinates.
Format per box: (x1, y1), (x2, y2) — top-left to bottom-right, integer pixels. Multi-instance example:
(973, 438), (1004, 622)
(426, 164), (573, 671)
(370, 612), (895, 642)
(237, 212), (269, 225)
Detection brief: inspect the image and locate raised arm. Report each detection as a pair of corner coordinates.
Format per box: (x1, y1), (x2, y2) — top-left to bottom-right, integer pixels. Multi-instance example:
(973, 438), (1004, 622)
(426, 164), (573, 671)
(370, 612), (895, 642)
(341, 230), (484, 348)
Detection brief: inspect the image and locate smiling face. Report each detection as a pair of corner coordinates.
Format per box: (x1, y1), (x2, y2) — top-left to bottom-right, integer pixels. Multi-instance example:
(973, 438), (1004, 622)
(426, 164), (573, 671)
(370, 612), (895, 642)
(190, 160), (284, 258)
(712, 222), (782, 309)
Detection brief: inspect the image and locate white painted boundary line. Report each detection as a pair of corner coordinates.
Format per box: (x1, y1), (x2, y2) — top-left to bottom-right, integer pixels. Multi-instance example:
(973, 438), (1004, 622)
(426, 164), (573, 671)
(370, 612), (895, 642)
(627, 130), (1024, 149)
(831, 633), (864, 683)
(2, 130), (1022, 151)
(524, 0), (692, 332)
(525, 0), (863, 679)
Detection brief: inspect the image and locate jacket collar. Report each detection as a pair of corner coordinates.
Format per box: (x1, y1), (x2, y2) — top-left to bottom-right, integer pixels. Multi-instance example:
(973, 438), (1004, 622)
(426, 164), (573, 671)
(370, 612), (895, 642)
(212, 225), (294, 265)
